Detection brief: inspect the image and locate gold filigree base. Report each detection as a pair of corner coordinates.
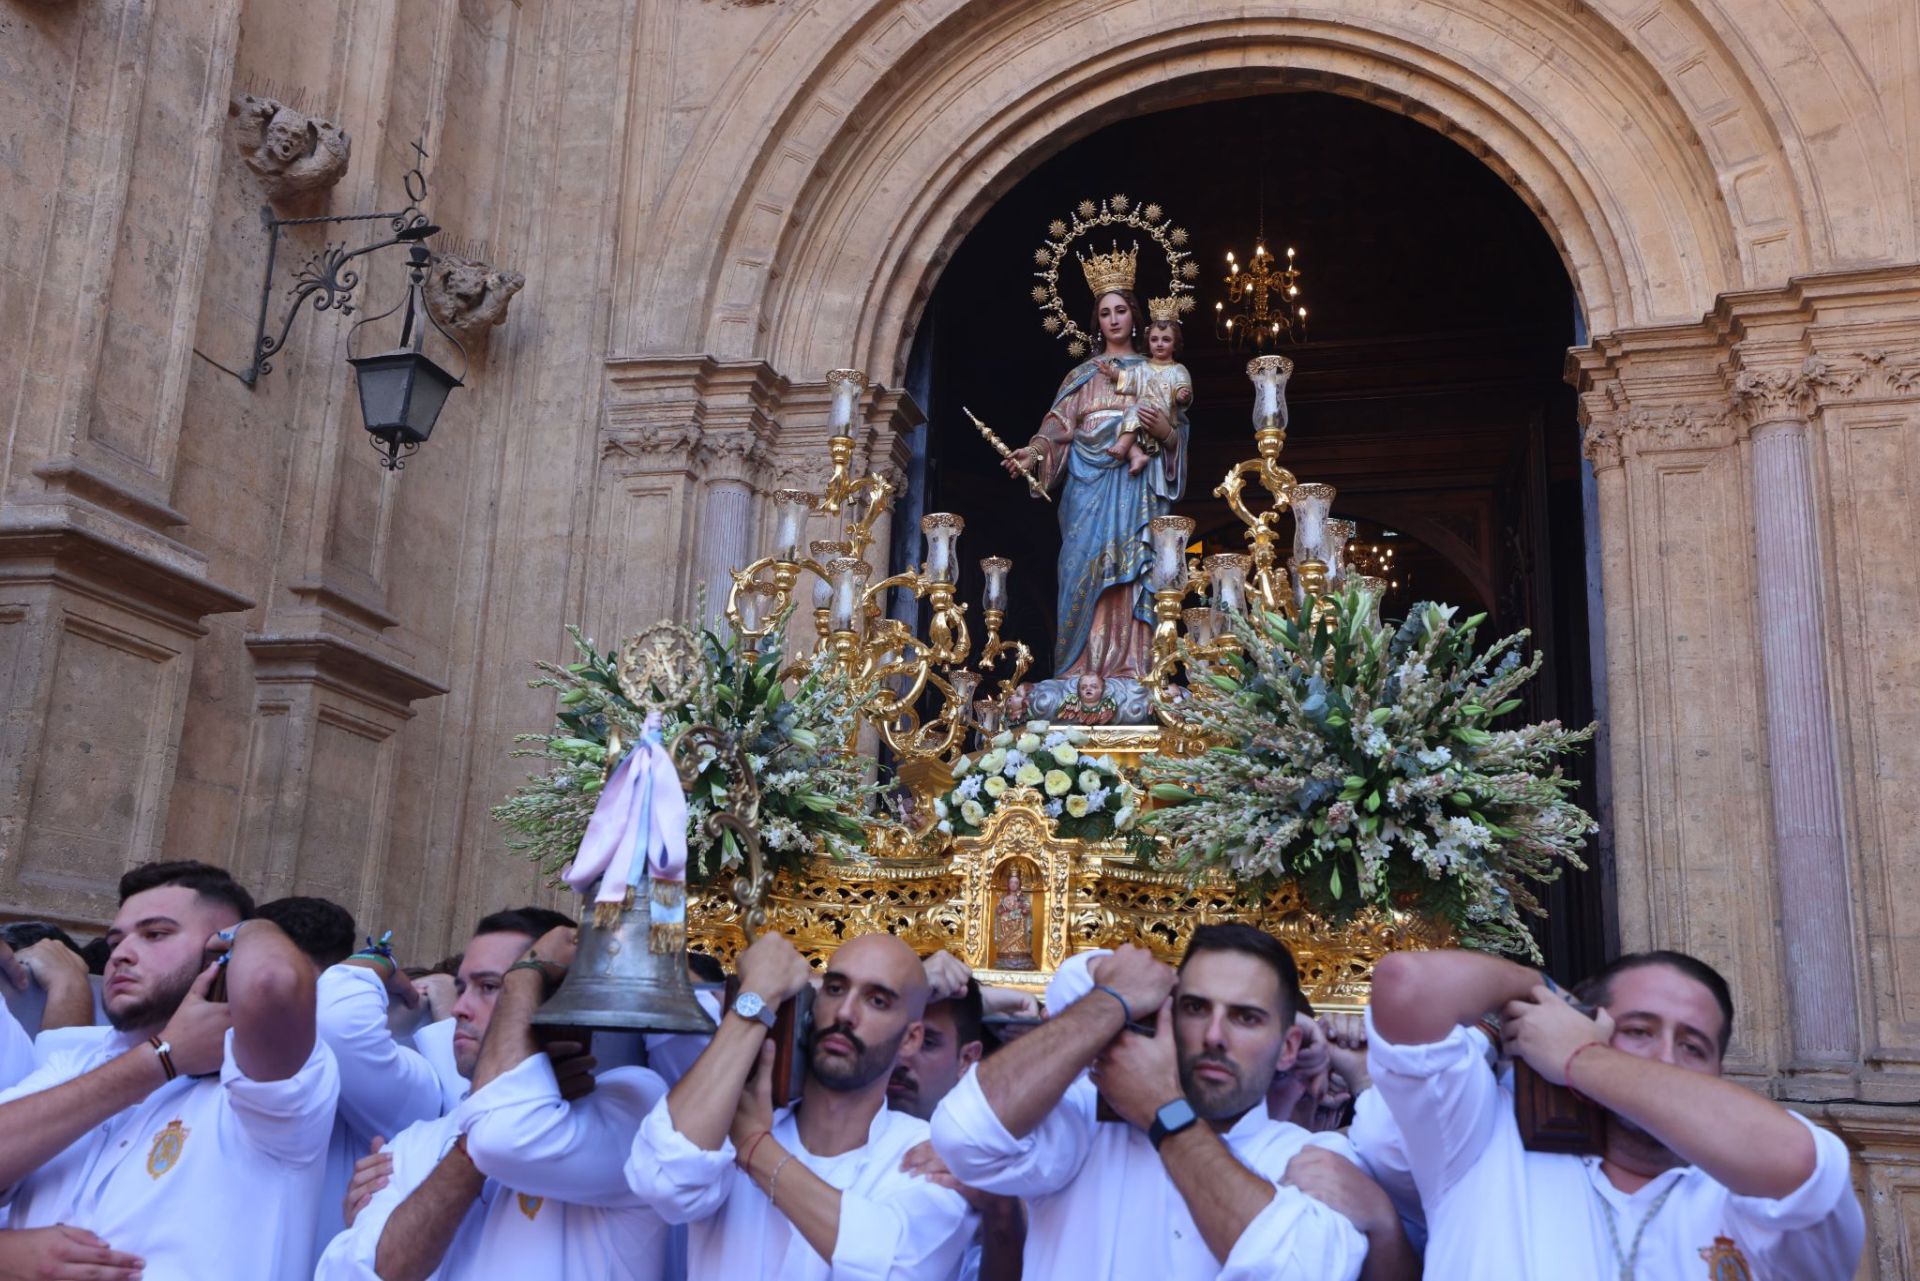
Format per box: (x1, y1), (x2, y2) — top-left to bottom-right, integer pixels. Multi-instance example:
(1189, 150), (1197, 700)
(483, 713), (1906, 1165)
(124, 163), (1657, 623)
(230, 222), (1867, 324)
(689, 785), (1451, 1009)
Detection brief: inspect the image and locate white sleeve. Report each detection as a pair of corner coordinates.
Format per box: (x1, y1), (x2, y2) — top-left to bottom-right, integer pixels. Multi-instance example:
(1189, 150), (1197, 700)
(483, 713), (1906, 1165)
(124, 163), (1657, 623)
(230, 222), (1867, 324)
(313, 1122), (442, 1281)
(317, 965), (445, 1139)
(0, 1003), (32, 1093)
(1362, 1008), (1503, 1207)
(1723, 1112), (1865, 1275)
(828, 1148), (976, 1281)
(462, 1055), (663, 1208)
(219, 1028), (340, 1166)
(624, 1091), (740, 1224)
(1220, 1182), (1369, 1281)
(1347, 1086), (1426, 1252)
(928, 1063), (1096, 1198)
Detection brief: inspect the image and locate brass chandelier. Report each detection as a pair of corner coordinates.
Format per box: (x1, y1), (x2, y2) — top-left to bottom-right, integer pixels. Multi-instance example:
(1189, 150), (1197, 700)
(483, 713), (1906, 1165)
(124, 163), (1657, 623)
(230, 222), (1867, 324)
(1213, 239), (1307, 352)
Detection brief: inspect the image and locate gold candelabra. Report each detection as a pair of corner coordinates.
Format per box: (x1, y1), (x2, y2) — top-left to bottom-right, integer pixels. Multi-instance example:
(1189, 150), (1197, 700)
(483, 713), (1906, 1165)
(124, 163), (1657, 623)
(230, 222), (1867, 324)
(1214, 241), (1306, 351)
(1143, 355), (1381, 723)
(717, 368), (1032, 806)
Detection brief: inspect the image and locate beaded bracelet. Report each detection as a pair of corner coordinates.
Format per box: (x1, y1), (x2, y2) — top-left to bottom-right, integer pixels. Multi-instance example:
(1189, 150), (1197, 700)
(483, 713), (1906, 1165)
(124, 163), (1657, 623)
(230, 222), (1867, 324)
(766, 1153), (796, 1204)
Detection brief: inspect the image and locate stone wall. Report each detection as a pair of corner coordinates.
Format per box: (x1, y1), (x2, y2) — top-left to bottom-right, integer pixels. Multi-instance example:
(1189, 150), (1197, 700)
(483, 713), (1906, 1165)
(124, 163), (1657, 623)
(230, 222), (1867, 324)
(2, 0), (1919, 1268)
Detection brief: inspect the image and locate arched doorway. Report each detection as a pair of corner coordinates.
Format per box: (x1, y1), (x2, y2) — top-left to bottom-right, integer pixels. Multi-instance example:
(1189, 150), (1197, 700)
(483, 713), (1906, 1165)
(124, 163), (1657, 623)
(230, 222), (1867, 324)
(906, 91), (1608, 975)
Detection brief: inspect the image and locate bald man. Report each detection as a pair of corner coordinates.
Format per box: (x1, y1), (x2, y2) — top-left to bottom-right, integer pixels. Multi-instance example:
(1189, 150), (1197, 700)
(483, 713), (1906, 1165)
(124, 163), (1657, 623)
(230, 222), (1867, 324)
(627, 931), (976, 1280)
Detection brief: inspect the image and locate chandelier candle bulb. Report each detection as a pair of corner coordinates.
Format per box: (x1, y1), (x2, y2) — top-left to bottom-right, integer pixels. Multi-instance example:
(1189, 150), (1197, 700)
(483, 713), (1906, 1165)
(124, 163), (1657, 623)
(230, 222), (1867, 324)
(1325, 518), (1356, 588)
(826, 556), (870, 634)
(948, 670), (980, 708)
(1184, 606), (1224, 645)
(1148, 515), (1196, 592)
(825, 368), (867, 438)
(772, 490), (815, 561)
(1291, 483), (1336, 564)
(921, 513), (964, 583)
(1247, 354), (1294, 433)
(1207, 553), (1252, 613)
(980, 557), (1011, 612)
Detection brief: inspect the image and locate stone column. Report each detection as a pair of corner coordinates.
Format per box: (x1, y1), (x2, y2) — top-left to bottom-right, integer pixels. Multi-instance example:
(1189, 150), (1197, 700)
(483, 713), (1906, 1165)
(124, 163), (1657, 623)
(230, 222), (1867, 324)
(1733, 361), (1859, 1067)
(697, 435), (768, 617)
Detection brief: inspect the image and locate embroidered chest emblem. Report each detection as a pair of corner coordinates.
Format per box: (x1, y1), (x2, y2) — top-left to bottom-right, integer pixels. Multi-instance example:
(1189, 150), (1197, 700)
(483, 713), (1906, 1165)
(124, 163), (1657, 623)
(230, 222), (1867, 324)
(146, 1119), (189, 1179)
(517, 1193), (544, 1220)
(1699, 1235), (1753, 1280)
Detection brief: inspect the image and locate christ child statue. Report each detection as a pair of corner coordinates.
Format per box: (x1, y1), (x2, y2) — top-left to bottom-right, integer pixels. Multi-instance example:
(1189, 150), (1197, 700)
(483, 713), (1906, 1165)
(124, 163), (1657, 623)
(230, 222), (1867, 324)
(1099, 302), (1193, 475)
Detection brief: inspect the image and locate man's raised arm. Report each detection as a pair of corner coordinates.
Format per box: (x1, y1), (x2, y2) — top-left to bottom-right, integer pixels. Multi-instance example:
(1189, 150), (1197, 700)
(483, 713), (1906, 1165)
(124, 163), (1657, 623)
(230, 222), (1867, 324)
(1369, 949), (1539, 1046)
(224, 920), (319, 1082)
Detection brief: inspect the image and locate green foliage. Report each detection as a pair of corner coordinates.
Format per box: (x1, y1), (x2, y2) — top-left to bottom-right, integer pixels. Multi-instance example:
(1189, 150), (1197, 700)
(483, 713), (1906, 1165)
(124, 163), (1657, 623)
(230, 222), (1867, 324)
(491, 613), (881, 884)
(1140, 590), (1597, 959)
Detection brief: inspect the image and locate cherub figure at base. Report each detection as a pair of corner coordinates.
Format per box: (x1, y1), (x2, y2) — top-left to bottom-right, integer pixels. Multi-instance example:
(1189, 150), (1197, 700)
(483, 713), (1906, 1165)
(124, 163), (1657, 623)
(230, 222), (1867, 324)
(1100, 299), (1193, 476)
(1053, 673), (1120, 726)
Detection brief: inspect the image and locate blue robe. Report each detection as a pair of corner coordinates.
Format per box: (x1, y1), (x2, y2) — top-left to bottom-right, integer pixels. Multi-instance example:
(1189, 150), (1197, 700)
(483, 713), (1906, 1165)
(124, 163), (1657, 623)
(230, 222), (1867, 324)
(1037, 357), (1189, 675)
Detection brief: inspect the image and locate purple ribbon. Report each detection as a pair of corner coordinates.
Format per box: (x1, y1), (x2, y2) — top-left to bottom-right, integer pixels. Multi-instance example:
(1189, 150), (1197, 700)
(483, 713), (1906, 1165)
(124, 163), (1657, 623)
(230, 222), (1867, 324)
(563, 717), (689, 907)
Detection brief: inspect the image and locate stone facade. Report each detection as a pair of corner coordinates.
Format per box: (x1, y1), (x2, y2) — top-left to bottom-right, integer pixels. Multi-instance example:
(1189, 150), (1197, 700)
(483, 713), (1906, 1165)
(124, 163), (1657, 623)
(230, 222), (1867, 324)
(1, 0), (1918, 1267)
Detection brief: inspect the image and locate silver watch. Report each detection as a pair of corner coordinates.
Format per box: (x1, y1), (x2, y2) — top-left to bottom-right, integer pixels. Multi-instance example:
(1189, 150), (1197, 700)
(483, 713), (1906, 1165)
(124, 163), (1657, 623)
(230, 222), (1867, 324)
(731, 989), (777, 1028)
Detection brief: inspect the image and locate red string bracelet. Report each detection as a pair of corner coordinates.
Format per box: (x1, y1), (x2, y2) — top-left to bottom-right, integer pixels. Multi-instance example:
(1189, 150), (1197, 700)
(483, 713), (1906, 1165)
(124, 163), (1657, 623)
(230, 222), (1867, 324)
(740, 1128), (774, 1172)
(1562, 1040), (1607, 1099)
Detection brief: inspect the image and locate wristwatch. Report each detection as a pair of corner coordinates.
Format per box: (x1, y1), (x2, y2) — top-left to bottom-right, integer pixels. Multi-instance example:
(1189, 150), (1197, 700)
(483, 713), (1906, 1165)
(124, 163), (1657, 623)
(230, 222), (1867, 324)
(731, 989), (778, 1029)
(1148, 1097), (1198, 1150)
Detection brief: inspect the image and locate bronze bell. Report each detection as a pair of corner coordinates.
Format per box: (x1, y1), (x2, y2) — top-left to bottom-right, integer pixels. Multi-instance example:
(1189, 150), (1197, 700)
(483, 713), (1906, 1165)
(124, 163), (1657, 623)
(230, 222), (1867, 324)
(530, 896), (717, 1035)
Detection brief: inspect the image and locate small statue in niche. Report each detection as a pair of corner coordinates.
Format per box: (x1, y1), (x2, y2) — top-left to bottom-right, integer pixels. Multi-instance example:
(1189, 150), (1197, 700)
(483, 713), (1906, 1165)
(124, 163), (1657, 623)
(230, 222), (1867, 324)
(992, 863), (1038, 971)
(228, 95), (352, 202)
(424, 253), (526, 342)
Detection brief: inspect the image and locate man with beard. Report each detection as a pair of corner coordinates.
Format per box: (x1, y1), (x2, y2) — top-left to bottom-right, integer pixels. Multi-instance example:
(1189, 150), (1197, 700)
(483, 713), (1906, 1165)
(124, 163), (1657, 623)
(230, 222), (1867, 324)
(626, 931), (976, 1280)
(0, 860), (338, 1281)
(317, 916), (671, 1281)
(1365, 947), (1866, 1277)
(929, 926), (1390, 1280)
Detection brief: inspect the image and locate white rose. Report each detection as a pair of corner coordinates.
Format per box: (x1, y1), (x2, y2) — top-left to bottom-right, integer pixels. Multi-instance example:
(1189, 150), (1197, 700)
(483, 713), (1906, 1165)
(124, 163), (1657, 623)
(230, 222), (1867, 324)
(1114, 805), (1136, 831)
(991, 731), (1013, 749)
(933, 798), (949, 819)
(984, 775), (1008, 798)
(1025, 720), (1049, 734)
(1016, 762), (1044, 787)
(979, 749), (1007, 775)
(1016, 733), (1042, 754)
(1054, 745), (1080, 766)
(960, 799), (987, 827)
(1065, 795), (1091, 818)
(1079, 769), (1103, 793)
(953, 755), (973, 777)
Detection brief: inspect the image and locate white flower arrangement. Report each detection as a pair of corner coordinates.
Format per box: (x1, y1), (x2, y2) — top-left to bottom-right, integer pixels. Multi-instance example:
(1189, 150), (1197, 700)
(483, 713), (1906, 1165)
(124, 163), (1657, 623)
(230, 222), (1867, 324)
(1142, 590), (1597, 959)
(938, 722), (1136, 840)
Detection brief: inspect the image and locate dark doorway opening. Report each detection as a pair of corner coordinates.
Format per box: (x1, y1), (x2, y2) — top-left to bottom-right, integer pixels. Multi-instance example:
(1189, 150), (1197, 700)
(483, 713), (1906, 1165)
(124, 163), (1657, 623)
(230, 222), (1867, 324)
(911, 90), (1608, 976)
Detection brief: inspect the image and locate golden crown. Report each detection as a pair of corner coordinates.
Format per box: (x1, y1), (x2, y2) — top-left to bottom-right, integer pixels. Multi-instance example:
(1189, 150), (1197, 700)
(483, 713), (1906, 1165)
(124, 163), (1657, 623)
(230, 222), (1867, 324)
(1078, 242), (1138, 298)
(1147, 296), (1180, 324)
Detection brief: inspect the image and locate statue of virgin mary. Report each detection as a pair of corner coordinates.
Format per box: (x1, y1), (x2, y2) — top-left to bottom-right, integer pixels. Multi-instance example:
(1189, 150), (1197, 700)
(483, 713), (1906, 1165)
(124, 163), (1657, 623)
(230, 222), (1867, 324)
(1007, 268), (1189, 679)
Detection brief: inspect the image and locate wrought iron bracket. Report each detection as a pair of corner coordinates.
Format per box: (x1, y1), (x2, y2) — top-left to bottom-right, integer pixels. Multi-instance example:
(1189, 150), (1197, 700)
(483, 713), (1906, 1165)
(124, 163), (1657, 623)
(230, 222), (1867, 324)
(229, 139), (437, 387)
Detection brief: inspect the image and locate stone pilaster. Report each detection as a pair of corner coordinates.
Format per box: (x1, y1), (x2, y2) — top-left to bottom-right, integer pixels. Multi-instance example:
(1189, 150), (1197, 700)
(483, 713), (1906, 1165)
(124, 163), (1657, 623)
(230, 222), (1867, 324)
(1732, 355), (1861, 1070)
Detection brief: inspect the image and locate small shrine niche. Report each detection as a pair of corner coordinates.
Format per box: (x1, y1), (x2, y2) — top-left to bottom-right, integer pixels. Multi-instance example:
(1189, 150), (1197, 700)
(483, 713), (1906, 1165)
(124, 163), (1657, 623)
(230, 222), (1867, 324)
(990, 857), (1043, 971)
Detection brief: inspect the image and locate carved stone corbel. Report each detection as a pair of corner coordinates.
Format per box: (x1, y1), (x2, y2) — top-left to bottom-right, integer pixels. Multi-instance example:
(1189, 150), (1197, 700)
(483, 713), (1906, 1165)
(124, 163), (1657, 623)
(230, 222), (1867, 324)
(228, 95), (351, 203)
(424, 253), (526, 342)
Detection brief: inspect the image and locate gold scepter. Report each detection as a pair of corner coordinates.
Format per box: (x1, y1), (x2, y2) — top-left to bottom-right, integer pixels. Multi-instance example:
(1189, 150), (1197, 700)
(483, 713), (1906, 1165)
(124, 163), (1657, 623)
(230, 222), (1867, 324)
(964, 407), (1051, 503)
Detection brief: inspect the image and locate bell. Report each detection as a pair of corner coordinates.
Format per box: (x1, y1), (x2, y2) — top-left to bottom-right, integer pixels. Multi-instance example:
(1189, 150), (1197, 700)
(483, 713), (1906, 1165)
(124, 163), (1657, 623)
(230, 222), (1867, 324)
(530, 902), (718, 1035)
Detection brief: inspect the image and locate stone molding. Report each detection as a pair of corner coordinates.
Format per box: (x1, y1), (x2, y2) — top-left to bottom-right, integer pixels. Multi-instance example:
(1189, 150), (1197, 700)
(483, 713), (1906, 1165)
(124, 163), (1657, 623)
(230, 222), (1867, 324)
(0, 499), (253, 632)
(244, 632), (448, 721)
(602, 356), (785, 486)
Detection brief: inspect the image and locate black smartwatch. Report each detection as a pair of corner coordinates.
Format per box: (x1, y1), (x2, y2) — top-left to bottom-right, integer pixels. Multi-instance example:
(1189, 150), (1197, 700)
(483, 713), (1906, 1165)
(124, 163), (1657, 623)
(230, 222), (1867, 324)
(1148, 1097), (1198, 1150)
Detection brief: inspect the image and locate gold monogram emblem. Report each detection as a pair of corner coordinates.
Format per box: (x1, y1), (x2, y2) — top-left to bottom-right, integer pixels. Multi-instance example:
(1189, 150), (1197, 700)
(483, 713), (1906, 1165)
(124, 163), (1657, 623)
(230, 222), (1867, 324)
(146, 1119), (189, 1179)
(1700, 1235), (1753, 1280)
(516, 1193), (544, 1220)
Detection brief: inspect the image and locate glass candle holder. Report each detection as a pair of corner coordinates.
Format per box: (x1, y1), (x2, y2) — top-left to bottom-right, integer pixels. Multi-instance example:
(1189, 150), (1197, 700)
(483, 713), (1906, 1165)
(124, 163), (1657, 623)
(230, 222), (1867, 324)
(809, 540), (846, 611)
(826, 557), (870, 633)
(1184, 606), (1224, 646)
(1206, 553), (1252, 613)
(1356, 574), (1388, 628)
(826, 368), (867, 439)
(737, 582), (777, 634)
(771, 489), (816, 561)
(947, 670), (980, 708)
(1325, 518), (1356, 588)
(980, 557), (1011, 612)
(1291, 483), (1336, 565)
(921, 512), (964, 583)
(1287, 557), (1307, 613)
(974, 699), (1003, 735)
(1148, 515), (1196, 592)
(1246, 354), (1294, 431)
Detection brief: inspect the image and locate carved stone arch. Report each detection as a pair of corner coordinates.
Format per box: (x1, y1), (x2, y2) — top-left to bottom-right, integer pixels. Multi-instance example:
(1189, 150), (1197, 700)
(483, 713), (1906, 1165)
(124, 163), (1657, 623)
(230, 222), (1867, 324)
(625, 0), (1823, 374)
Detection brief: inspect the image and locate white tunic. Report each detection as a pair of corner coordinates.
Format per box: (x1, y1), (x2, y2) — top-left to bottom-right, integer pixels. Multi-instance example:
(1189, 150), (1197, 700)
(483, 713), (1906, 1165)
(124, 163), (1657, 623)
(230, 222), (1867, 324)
(315, 1052), (670, 1280)
(313, 964), (447, 1252)
(0, 1000), (32, 1092)
(1363, 1011), (1866, 1278)
(627, 1093), (976, 1281)
(931, 1066), (1367, 1281)
(0, 1027), (338, 1281)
